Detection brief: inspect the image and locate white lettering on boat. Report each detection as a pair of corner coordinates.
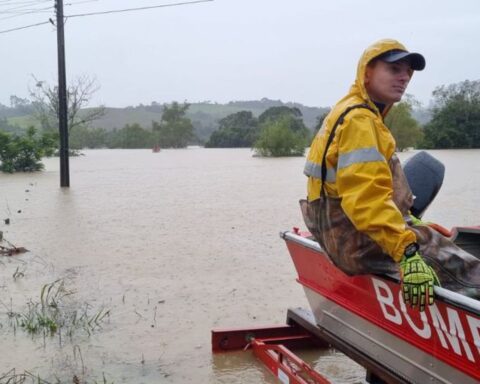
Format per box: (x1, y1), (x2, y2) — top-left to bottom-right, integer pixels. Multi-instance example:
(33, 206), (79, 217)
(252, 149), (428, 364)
(398, 290), (431, 339)
(466, 316), (480, 357)
(372, 278), (402, 324)
(372, 277), (477, 363)
(430, 304), (474, 361)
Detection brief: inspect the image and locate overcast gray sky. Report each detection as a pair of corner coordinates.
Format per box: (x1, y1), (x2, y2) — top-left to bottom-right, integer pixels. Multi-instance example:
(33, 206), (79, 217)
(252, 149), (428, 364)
(2, 0), (480, 109)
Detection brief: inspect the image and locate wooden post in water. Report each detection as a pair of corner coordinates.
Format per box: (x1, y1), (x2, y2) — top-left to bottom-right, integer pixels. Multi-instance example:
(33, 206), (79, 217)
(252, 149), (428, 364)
(55, 0), (70, 187)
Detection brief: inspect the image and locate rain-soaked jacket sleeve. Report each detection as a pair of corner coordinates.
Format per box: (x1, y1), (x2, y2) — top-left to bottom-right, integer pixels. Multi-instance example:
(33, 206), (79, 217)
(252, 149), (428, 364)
(336, 113), (416, 262)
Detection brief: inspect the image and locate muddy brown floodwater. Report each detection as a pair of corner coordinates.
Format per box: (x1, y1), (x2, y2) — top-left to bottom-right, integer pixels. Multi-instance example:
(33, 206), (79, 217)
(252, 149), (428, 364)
(0, 148), (479, 383)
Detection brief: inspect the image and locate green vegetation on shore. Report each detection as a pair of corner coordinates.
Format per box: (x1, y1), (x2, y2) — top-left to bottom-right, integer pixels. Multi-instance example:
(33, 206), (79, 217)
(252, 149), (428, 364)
(0, 78), (479, 172)
(422, 80), (480, 149)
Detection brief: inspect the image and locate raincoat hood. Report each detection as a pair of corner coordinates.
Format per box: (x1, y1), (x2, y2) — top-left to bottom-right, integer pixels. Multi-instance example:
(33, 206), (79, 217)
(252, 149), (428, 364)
(348, 39), (413, 112)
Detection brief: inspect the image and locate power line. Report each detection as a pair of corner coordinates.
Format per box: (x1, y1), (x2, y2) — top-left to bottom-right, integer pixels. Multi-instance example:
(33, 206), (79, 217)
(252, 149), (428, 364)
(0, 0), (51, 24)
(65, 0), (100, 6)
(65, 0), (213, 19)
(0, 0), (50, 2)
(0, 0), (44, 3)
(0, 1), (50, 8)
(0, 6), (51, 13)
(0, 0), (93, 12)
(0, 7), (52, 22)
(0, 19), (50, 33)
(0, 0), (213, 35)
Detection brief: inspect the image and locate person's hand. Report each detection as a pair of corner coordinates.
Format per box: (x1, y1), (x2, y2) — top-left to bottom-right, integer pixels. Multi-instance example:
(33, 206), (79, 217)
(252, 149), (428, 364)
(409, 214), (426, 226)
(400, 252), (440, 311)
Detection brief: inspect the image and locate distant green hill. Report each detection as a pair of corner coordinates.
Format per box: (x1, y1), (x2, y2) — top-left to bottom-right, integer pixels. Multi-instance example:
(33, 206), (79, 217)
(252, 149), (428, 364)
(11, 98), (438, 143)
(86, 99), (330, 142)
(2, 98), (432, 143)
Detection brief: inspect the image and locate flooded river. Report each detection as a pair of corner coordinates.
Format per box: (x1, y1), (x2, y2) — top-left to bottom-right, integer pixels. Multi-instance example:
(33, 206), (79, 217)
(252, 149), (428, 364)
(1, 148), (479, 383)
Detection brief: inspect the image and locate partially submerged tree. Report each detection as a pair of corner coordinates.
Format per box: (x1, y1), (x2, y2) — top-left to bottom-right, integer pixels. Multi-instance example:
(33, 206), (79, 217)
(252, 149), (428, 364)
(29, 75), (105, 149)
(152, 102), (194, 148)
(106, 123), (154, 149)
(205, 110), (259, 148)
(253, 106), (310, 157)
(258, 106), (306, 133)
(69, 126), (108, 149)
(0, 127), (57, 173)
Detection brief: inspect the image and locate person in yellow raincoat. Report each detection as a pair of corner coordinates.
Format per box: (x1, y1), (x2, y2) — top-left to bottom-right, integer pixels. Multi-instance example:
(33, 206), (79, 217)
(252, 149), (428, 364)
(301, 39), (480, 311)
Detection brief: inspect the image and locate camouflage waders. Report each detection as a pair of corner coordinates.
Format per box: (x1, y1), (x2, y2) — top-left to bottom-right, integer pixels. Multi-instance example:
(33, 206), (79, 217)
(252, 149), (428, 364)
(301, 155), (480, 298)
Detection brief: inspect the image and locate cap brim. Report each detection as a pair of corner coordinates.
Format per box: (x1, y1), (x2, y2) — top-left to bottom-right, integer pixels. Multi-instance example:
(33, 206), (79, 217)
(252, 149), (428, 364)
(381, 51), (426, 71)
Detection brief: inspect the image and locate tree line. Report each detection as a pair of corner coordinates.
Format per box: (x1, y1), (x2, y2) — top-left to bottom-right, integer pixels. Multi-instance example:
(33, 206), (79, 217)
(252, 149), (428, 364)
(422, 80), (480, 148)
(70, 102), (194, 150)
(0, 78), (479, 172)
(204, 79), (480, 153)
(206, 106), (311, 156)
(70, 104), (312, 156)
(0, 101), (194, 172)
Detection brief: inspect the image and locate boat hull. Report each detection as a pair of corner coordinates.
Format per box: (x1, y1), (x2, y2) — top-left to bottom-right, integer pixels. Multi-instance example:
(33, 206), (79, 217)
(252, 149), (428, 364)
(283, 231), (480, 384)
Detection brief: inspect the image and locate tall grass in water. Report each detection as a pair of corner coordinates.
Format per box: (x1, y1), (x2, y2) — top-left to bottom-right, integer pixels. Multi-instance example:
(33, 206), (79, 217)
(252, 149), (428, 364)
(6, 279), (110, 339)
(0, 368), (114, 384)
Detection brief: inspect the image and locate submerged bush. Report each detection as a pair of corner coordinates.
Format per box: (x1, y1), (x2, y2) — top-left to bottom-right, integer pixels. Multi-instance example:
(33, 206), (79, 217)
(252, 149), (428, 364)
(0, 127), (57, 173)
(253, 116), (309, 157)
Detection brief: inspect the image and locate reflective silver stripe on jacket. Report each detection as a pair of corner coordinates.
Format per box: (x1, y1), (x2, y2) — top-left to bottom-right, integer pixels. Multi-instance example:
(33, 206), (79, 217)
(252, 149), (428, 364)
(338, 147), (385, 170)
(304, 161), (336, 182)
(305, 147), (384, 182)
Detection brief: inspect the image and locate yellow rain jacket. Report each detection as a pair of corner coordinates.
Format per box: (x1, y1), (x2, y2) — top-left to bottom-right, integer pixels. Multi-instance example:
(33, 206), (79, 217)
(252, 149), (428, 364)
(305, 39), (416, 264)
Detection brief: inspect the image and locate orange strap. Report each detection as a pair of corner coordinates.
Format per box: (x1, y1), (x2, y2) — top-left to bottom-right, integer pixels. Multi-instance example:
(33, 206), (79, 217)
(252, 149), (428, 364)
(427, 222), (452, 237)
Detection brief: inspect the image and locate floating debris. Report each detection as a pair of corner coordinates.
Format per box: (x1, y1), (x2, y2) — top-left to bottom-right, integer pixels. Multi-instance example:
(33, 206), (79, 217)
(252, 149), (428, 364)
(0, 237), (28, 256)
(0, 244), (28, 256)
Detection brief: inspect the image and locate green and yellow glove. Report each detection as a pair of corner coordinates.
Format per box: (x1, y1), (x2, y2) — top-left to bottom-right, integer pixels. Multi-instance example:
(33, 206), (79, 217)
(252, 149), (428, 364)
(409, 214), (426, 226)
(400, 243), (440, 312)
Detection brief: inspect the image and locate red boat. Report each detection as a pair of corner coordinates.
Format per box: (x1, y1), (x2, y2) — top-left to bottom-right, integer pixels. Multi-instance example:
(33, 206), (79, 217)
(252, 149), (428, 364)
(282, 226), (480, 384)
(213, 153), (479, 383)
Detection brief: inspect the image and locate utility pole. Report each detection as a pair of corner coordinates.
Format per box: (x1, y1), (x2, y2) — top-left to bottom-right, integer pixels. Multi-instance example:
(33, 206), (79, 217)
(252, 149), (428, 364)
(55, 0), (70, 187)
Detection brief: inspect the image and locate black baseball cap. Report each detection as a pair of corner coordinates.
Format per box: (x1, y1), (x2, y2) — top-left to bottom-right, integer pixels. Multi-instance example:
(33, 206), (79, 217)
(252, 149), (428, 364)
(376, 49), (426, 71)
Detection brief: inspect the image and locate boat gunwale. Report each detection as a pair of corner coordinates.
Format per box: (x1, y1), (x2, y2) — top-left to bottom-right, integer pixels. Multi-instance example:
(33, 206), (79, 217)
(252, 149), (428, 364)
(281, 230), (480, 316)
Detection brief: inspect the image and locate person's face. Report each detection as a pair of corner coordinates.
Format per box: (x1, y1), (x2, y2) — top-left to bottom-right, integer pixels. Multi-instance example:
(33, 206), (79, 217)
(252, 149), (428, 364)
(364, 60), (413, 104)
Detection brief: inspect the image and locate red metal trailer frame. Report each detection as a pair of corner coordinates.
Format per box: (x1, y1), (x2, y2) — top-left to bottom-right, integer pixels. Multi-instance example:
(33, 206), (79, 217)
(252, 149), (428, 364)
(212, 308), (409, 384)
